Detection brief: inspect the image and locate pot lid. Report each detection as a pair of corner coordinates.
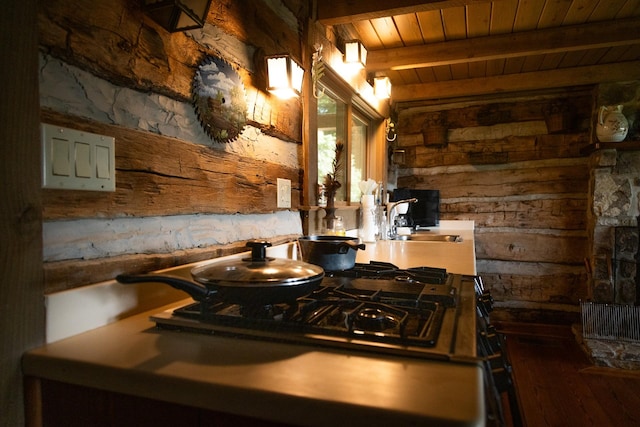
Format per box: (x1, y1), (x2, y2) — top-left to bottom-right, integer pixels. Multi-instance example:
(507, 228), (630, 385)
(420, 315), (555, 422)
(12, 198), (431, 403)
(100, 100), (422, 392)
(190, 241), (324, 287)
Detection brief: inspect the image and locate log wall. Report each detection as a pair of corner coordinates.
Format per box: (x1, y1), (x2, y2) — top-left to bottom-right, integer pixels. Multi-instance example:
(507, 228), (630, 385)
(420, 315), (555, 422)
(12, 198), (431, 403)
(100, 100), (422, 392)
(395, 90), (594, 323)
(39, 0), (309, 292)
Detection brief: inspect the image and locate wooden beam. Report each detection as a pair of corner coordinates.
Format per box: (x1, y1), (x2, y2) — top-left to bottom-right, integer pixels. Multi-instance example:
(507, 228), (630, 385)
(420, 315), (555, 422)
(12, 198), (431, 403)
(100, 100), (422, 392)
(367, 17), (640, 71)
(391, 61), (640, 102)
(316, 0), (492, 25)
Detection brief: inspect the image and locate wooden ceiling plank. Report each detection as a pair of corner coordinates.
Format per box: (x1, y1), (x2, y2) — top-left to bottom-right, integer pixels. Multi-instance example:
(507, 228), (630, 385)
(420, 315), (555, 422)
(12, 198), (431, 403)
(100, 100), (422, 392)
(352, 20), (383, 49)
(485, 58), (506, 76)
(559, 50), (587, 68)
(589, 0), (630, 21)
(537, 0), (573, 29)
(468, 60), (487, 78)
(393, 13), (424, 46)
(432, 64), (453, 81)
(316, 0), (494, 26)
(442, 6), (467, 40)
(489, 0), (517, 34)
(598, 45), (637, 63)
(513, 0), (546, 31)
(387, 69), (409, 85)
(415, 66), (439, 83)
(466, 2), (491, 37)
(370, 16), (404, 48)
(391, 60), (640, 102)
(397, 68), (422, 85)
(366, 17), (640, 70)
(521, 54), (545, 73)
(450, 62), (470, 79)
(577, 47), (608, 66)
(616, 0), (640, 17)
(503, 56), (525, 74)
(416, 10), (446, 43)
(539, 52), (566, 70)
(562, 0), (599, 25)
(616, 44), (640, 61)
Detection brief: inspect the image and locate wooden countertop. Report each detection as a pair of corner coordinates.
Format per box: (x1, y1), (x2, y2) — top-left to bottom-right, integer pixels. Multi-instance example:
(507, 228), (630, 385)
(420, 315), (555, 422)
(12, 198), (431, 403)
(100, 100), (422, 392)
(355, 228), (476, 275)
(24, 301), (485, 427)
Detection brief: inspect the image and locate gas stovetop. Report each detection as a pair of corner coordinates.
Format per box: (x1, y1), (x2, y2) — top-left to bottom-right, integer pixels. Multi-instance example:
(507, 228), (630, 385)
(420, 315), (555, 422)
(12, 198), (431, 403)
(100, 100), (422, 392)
(151, 262), (478, 362)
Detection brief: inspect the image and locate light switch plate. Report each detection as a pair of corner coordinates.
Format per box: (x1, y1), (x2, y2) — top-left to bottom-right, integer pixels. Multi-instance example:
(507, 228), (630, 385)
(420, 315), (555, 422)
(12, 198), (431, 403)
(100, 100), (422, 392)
(277, 178), (291, 208)
(42, 123), (116, 192)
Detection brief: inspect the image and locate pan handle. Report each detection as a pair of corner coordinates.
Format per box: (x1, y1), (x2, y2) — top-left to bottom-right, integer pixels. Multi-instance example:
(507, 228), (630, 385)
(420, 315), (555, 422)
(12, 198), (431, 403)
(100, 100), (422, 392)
(116, 274), (216, 302)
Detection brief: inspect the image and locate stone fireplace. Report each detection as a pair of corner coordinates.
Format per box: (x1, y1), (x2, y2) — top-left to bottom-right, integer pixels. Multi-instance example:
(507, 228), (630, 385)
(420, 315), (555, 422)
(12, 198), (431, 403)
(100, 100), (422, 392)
(578, 81), (640, 369)
(588, 149), (640, 305)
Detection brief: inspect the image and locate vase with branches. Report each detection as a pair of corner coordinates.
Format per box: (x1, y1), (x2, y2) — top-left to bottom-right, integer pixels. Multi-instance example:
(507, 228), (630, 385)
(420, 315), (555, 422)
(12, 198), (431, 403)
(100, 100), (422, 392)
(322, 140), (344, 231)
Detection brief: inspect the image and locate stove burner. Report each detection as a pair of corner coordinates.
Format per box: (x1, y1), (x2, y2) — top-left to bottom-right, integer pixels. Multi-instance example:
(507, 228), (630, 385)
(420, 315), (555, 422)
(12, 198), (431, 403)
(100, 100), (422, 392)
(238, 302), (297, 320)
(353, 307), (399, 332)
(328, 261), (448, 284)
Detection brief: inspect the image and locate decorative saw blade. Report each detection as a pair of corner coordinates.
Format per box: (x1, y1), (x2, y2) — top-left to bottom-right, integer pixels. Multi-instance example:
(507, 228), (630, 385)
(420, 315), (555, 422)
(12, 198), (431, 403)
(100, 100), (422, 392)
(192, 56), (248, 143)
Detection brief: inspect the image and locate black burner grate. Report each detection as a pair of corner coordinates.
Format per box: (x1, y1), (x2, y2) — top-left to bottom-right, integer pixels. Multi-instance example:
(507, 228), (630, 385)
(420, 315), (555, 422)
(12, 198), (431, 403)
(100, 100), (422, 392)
(161, 261), (458, 352)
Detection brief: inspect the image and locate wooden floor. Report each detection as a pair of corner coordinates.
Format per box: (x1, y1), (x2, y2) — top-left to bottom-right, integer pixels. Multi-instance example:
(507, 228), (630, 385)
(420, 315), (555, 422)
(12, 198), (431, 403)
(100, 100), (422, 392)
(497, 323), (640, 427)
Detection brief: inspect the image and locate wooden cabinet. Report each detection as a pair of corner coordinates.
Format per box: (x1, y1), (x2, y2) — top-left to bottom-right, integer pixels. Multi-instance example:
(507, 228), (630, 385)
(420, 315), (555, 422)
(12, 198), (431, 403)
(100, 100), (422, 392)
(26, 378), (293, 427)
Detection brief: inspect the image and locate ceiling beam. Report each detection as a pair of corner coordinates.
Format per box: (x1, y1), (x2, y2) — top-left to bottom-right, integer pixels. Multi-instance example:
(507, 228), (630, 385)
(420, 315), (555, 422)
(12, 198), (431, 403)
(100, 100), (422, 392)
(316, 0), (492, 26)
(391, 61), (640, 102)
(367, 17), (640, 71)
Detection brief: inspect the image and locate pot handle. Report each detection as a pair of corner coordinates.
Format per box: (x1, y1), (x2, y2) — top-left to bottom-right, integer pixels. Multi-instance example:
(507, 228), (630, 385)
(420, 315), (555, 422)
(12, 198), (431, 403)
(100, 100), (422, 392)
(337, 240), (367, 254)
(116, 274), (215, 302)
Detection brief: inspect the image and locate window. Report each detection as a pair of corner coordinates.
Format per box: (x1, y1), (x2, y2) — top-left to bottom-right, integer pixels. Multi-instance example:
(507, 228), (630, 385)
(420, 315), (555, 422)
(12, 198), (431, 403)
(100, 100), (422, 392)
(316, 84), (373, 204)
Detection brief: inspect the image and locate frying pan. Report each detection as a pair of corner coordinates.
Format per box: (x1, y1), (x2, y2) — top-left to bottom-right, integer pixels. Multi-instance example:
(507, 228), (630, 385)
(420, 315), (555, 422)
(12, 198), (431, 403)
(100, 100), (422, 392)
(116, 241), (324, 305)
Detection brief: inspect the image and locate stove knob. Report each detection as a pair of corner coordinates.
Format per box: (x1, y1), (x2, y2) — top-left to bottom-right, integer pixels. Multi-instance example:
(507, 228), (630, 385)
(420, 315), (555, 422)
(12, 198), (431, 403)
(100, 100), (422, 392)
(479, 292), (494, 313)
(491, 366), (512, 392)
(480, 291), (494, 305)
(480, 330), (501, 353)
(487, 352), (504, 369)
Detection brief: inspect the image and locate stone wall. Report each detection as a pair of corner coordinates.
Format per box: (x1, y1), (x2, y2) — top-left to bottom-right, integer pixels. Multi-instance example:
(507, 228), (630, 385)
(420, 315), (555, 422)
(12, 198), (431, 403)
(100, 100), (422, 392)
(588, 150), (640, 303)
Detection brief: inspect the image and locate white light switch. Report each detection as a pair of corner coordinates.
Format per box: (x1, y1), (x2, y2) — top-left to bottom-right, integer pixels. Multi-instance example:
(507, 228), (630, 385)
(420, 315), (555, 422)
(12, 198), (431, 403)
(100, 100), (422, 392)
(42, 124), (116, 192)
(96, 145), (111, 179)
(75, 142), (92, 178)
(51, 139), (70, 176)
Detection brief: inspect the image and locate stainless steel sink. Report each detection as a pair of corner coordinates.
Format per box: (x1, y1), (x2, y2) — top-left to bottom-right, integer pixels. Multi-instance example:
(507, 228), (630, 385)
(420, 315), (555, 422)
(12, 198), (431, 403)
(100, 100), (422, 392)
(392, 233), (462, 242)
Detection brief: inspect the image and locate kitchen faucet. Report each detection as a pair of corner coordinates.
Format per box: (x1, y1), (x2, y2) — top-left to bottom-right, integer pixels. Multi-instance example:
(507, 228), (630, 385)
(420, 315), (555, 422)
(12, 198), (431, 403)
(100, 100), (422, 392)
(387, 198), (418, 239)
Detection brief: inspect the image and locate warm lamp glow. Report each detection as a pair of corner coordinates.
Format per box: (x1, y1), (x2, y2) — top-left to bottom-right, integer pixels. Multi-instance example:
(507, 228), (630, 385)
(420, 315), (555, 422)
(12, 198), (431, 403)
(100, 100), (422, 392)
(266, 55), (304, 99)
(344, 40), (367, 69)
(143, 0), (212, 32)
(374, 76), (391, 99)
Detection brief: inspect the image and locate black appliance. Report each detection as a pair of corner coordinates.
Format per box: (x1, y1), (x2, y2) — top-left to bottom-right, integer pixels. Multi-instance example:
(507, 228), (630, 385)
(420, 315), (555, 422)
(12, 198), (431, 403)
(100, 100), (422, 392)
(150, 261), (519, 426)
(391, 188), (440, 228)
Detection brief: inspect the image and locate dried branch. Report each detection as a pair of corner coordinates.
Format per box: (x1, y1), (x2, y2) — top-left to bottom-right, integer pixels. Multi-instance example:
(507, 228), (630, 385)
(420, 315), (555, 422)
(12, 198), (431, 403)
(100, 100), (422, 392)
(323, 140), (344, 194)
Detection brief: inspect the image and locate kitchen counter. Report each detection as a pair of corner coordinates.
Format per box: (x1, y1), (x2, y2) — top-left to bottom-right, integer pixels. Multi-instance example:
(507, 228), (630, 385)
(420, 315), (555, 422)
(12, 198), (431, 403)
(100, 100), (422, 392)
(24, 301), (484, 426)
(355, 221), (476, 275)
(25, 221), (483, 426)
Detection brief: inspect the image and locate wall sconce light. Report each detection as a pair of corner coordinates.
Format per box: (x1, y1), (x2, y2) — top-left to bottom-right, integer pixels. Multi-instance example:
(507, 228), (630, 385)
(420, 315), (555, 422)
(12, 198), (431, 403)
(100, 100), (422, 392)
(143, 0), (212, 32)
(374, 76), (392, 99)
(344, 40), (367, 69)
(266, 55), (304, 99)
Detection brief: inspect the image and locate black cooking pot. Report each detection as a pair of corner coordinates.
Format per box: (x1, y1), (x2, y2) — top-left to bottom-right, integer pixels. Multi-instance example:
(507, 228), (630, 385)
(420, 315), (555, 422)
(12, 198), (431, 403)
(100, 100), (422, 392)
(298, 235), (366, 271)
(116, 241), (324, 305)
